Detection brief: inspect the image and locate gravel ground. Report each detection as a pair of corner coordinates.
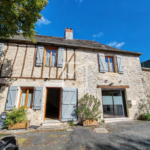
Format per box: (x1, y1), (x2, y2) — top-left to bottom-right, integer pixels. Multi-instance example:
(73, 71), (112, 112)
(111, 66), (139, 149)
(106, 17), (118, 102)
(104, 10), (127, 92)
(15, 121), (150, 150)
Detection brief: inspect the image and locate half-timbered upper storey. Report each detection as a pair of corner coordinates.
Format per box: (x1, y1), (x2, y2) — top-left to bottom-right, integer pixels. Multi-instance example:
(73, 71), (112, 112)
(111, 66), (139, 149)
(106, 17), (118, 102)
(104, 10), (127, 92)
(0, 28), (141, 81)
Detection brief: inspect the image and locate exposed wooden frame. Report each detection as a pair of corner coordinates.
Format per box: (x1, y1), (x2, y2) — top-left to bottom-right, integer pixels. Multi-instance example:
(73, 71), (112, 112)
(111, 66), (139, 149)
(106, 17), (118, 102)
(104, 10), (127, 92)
(11, 45), (19, 77)
(0, 76), (76, 80)
(59, 52), (74, 79)
(21, 45), (27, 77)
(31, 45), (37, 77)
(41, 46), (45, 78)
(105, 56), (115, 72)
(74, 49), (76, 79)
(18, 87), (34, 109)
(97, 85), (129, 89)
(56, 49), (58, 78)
(66, 48), (68, 79)
(0, 43), (9, 77)
(44, 87), (62, 121)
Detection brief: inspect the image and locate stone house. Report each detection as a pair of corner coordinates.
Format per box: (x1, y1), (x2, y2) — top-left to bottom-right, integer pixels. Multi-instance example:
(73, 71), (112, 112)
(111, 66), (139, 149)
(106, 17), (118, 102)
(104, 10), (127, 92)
(0, 28), (146, 125)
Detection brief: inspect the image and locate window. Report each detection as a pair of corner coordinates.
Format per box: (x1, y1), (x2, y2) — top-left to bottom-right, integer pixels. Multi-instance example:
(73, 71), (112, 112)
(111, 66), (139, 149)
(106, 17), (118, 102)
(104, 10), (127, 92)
(44, 47), (57, 67)
(18, 88), (34, 109)
(105, 56), (115, 72)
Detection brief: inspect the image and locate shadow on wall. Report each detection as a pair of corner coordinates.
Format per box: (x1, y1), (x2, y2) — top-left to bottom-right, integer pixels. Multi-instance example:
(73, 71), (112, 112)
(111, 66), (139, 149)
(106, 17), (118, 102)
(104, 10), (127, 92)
(135, 96), (150, 119)
(0, 58), (16, 99)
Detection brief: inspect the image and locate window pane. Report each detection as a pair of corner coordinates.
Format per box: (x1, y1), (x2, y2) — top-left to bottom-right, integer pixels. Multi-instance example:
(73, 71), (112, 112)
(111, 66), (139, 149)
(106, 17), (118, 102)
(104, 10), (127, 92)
(27, 90), (33, 108)
(51, 50), (56, 67)
(109, 58), (114, 72)
(46, 50), (50, 66)
(20, 89), (27, 107)
(105, 58), (109, 72)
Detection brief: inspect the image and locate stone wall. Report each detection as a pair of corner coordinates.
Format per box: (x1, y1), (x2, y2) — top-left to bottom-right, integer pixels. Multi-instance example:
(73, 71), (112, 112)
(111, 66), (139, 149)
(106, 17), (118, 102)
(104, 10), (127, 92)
(0, 42), (146, 125)
(142, 68), (150, 96)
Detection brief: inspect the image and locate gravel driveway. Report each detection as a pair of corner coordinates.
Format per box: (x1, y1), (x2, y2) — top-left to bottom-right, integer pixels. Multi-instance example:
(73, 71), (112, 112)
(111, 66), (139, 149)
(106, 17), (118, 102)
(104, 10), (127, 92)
(15, 121), (150, 150)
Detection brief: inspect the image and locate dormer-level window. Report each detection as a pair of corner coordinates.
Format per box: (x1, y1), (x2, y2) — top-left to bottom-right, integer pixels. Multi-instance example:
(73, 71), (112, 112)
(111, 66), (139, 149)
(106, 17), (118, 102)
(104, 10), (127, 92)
(105, 56), (115, 72)
(44, 47), (57, 67)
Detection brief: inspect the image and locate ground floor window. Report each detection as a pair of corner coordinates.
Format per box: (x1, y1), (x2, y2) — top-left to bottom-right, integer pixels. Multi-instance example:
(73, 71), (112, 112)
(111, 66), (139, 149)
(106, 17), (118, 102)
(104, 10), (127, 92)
(18, 87), (34, 109)
(102, 90), (125, 118)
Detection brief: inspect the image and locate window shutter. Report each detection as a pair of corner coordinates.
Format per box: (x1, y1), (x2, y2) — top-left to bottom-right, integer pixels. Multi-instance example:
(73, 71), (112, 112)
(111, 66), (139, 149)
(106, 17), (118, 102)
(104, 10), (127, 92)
(98, 54), (106, 73)
(116, 55), (124, 74)
(33, 87), (43, 110)
(35, 46), (44, 66)
(57, 47), (64, 68)
(5, 86), (18, 110)
(61, 88), (78, 121)
(0, 43), (4, 60)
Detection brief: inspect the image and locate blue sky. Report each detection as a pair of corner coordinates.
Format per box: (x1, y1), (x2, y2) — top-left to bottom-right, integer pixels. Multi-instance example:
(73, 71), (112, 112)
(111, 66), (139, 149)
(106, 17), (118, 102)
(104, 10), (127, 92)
(35, 0), (150, 62)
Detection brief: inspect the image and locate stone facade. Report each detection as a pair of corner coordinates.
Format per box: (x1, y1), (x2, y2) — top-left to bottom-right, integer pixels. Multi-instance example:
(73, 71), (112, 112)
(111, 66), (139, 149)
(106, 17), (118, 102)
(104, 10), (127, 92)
(0, 42), (146, 125)
(142, 68), (150, 96)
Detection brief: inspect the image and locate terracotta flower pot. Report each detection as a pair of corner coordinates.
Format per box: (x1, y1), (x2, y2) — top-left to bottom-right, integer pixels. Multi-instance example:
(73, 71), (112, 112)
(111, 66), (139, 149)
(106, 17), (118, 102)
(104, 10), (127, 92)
(8, 121), (30, 130)
(83, 119), (98, 126)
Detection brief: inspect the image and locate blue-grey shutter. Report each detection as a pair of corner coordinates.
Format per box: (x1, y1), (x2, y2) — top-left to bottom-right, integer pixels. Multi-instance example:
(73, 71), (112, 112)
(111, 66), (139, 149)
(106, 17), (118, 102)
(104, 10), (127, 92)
(116, 55), (124, 74)
(35, 46), (44, 66)
(5, 86), (17, 110)
(33, 87), (43, 110)
(61, 88), (78, 121)
(57, 47), (64, 68)
(0, 43), (4, 60)
(98, 54), (106, 73)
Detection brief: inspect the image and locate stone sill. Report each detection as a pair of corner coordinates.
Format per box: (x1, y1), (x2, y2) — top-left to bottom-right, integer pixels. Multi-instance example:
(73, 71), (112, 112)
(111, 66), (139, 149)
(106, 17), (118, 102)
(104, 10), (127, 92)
(142, 67), (150, 71)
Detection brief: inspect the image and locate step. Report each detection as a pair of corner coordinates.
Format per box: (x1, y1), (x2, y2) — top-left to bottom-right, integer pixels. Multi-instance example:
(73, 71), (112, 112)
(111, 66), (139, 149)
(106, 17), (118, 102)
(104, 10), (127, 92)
(39, 124), (69, 130)
(41, 120), (68, 126)
(104, 118), (133, 123)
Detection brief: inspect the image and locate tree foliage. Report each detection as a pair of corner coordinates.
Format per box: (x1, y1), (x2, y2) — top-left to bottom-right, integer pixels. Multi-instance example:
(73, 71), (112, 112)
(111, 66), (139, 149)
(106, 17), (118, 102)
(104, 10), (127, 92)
(76, 93), (101, 121)
(0, 0), (48, 43)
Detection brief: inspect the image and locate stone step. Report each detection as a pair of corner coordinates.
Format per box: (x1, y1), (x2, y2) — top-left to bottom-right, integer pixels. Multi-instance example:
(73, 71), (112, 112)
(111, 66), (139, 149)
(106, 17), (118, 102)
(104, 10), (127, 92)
(39, 124), (69, 130)
(104, 118), (133, 123)
(41, 120), (67, 126)
(44, 120), (61, 123)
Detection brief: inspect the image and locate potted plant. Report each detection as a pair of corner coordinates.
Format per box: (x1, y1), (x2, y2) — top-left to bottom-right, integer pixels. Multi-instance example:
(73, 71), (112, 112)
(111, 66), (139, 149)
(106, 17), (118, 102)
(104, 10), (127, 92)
(3, 106), (30, 130)
(76, 93), (101, 126)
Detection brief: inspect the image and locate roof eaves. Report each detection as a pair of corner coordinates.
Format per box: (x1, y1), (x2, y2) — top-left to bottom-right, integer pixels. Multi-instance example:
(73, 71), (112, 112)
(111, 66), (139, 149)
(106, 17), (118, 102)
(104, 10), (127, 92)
(5, 37), (143, 56)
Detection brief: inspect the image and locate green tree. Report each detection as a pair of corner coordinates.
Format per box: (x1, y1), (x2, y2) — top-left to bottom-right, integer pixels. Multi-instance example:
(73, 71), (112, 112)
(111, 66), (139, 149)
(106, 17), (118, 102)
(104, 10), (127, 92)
(0, 0), (48, 43)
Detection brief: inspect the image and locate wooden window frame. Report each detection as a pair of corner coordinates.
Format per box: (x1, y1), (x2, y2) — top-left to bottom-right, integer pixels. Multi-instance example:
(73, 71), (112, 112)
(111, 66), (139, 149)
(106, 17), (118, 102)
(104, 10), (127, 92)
(18, 87), (34, 109)
(44, 47), (58, 67)
(105, 56), (115, 72)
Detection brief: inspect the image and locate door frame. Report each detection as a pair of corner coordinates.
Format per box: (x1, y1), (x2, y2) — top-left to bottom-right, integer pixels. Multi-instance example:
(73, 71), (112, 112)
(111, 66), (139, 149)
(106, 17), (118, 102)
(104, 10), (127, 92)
(102, 90), (126, 118)
(43, 87), (62, 121)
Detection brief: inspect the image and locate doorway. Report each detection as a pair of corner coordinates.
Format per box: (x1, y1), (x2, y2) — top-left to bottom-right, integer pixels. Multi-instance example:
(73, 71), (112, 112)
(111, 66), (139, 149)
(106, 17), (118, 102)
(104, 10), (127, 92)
(102, 90), (126, 118)
(44, 88), (61, 120)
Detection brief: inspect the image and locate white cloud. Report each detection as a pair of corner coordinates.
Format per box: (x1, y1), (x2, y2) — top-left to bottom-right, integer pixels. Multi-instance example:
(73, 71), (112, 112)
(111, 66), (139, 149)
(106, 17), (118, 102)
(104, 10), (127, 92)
(36, 16), (51, 25)
(92, 32), (104, 38)
(108, 41), (125, 48)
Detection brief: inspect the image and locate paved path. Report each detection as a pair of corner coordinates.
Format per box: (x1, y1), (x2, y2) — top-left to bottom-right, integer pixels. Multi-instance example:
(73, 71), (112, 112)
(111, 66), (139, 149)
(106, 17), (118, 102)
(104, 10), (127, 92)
(15, 121), (150, 150)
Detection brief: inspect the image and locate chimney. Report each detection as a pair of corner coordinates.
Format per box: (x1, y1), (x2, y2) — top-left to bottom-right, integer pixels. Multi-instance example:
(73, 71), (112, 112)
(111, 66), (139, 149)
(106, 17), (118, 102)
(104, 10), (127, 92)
(65, 27), (73, 40)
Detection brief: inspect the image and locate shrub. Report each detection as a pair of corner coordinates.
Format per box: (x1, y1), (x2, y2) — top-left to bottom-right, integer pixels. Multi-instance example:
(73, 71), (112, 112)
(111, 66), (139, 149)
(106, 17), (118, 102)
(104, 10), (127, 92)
(69, 121), (74, 126)
(141, 113), (150, 121)
(76, 93), (101, 121)
(3, 106), (27, 128)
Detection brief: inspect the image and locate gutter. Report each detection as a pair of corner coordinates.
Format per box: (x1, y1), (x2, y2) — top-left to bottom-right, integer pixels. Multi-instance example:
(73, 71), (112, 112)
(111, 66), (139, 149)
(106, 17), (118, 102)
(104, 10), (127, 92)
(0, 38), (142, 56)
